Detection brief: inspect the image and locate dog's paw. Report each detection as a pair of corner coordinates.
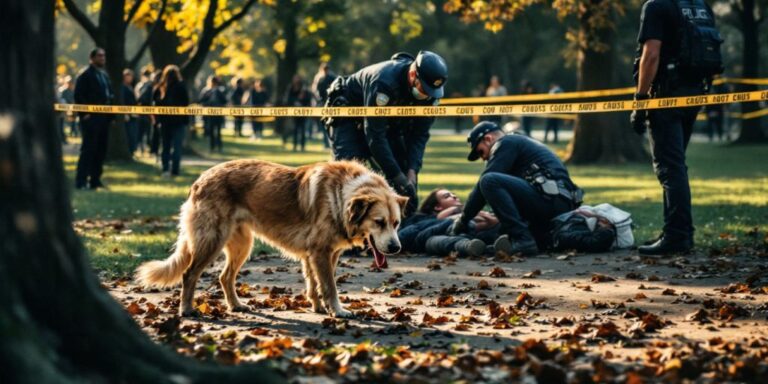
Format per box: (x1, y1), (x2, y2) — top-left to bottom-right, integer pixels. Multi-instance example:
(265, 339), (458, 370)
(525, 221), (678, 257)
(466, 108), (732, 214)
(332, 308), (354, 318)
(312, 304), (327, 314)
(180, 308), (201, 318)
(231, 304), (250, 313)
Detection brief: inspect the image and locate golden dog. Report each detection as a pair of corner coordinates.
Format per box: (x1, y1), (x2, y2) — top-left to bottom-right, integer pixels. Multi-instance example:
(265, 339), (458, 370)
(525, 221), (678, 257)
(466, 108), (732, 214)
(135, 160), (406, 318)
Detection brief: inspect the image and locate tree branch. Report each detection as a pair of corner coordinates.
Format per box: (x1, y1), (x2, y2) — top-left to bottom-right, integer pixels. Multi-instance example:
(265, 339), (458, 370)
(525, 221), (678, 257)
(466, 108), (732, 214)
(125, 0), (146, 27)
(127, 0), (169, 70)
(61, 0), (100, 44)
(214, 0), (258, 34)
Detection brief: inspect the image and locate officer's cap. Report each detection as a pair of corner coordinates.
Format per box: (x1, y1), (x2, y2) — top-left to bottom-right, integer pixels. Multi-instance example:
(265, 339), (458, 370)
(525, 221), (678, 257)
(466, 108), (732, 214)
(415, 51), (448, 99)
(467, 121), (502, 161)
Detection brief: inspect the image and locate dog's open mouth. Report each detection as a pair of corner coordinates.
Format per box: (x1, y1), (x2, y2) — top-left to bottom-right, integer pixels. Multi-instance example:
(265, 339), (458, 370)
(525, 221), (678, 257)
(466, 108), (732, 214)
(368, 235), (387, 268)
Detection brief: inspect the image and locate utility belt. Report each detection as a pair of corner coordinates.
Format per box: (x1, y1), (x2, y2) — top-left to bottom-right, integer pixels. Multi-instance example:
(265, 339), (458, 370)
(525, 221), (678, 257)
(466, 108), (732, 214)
(651, 63), (710, 97)
(523, 164), (584, 207)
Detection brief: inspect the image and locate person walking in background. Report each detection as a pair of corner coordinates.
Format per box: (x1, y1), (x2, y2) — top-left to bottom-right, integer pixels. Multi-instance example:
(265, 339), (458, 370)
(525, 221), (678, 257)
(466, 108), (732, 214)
(134, 67), (154, 155)
(283, 74), (311, 152)
(154, 65), (189, 178)
(519, 80), (535, 136)
(246, 79), (269, 139)
(544, 82), (563, 143)
(122, 69), (139, 155)
(58, 76), (78, 138)
(485, 75), (507, 125)
(311, 62), (337, 147)
(230, 77), (245, 137)
(74, 48), (114, 190)
(199, 75), (227, 153)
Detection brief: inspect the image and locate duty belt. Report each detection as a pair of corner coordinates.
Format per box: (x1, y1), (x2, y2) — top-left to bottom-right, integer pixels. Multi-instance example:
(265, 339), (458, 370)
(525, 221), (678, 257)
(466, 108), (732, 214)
(524, 164), (583, 207)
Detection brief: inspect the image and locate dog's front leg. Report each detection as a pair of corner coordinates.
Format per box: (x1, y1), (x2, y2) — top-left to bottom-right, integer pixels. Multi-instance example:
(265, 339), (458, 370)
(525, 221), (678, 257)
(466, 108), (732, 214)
(310, 252), (352, 318)
(301, 258), (324, 314)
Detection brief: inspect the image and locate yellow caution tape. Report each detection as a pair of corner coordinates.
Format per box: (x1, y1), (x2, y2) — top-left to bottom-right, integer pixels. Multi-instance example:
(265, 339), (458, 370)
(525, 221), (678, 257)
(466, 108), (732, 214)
(54, 90), (768, 118)
(439, 77), (767, 105)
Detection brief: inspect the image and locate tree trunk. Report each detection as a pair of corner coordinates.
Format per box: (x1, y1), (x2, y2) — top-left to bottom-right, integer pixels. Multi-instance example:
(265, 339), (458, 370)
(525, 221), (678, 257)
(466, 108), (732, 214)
(148, 22), (188, 72)
(565, 2), (647, 164)
(102, 0), (133, 162)
(0, 1), (278, 382)
(273, 0), (301, 143)
(734, 0), (766, 143)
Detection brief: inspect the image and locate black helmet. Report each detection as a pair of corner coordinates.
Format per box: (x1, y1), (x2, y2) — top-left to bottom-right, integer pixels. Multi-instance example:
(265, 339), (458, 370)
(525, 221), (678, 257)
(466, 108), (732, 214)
(466, 121), (502, 161)
(414, 51), (447, 99)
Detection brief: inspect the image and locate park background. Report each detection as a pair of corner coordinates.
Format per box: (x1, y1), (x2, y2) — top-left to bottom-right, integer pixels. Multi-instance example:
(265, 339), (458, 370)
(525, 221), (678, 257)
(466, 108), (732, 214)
(53, 0), (768, 276)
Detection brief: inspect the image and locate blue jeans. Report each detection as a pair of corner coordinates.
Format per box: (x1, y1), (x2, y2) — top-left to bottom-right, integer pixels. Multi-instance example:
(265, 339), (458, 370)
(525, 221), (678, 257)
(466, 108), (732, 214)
(161, 124), (185, 175)
(647, 85), (700, 239)
(478, 172), (572, 243)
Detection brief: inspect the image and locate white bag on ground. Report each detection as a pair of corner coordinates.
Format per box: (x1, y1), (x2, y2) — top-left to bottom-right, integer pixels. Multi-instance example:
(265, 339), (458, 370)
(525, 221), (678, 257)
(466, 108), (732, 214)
(580, 203), (634, 249)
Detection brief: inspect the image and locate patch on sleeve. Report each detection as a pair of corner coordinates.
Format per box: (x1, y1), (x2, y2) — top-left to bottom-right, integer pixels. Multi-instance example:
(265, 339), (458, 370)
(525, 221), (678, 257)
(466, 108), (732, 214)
(375, 92), (390, 106)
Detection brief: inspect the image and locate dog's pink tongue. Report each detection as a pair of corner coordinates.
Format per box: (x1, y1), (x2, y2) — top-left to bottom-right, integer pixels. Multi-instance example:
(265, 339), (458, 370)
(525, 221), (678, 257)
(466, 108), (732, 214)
(373, 247), (387, 268)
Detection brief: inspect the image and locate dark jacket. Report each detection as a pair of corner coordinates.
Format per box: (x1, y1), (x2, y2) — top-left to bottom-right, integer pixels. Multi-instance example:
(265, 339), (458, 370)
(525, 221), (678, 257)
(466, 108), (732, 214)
(154, 82), (189, 127)
(462, 134), (576, 221)
(337, 54), (437, 179)
(74, 65), (114, 121)
(199, 85), (227, 124)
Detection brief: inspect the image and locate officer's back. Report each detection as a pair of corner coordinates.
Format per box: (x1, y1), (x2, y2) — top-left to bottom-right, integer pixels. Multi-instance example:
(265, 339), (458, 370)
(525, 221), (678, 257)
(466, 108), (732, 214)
(485, 133), (571, 182)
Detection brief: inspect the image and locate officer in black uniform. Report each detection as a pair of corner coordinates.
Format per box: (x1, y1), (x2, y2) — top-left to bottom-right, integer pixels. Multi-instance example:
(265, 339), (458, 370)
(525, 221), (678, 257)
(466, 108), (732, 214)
(324, 51), (448, 216)
(631, 0), (721, 255)
(448, 121), (583, 256)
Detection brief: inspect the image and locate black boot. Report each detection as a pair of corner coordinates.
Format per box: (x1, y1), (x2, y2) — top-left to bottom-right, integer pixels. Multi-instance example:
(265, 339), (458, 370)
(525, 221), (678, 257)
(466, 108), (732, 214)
(638, 234), (692, 256)
(493, 234), (538, 256)
(425, 236), (484, 257)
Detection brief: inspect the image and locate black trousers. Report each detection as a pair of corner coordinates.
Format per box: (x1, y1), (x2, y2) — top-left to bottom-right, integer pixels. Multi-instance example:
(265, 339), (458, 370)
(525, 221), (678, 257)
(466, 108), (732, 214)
(75, 116), (110, 188)
(648, 85), (701, 240)
(478, 172), (572, 245)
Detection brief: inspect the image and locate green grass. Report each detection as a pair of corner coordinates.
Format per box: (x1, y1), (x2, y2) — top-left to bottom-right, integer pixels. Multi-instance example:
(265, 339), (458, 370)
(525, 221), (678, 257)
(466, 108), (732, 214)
(66, 126), (768, 277)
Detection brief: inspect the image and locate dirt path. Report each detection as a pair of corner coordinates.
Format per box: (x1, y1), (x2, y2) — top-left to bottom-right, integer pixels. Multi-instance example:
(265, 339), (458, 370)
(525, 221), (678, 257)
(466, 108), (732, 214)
(108, 248), (768, 382)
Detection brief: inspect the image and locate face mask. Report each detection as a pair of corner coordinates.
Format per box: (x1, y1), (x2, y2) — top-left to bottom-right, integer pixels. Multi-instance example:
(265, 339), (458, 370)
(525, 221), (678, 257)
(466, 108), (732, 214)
(411, 86), (428, 100)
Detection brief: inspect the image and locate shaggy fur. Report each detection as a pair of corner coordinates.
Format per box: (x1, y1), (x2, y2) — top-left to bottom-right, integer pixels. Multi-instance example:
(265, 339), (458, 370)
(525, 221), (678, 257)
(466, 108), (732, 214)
(135, 160), (407, 318)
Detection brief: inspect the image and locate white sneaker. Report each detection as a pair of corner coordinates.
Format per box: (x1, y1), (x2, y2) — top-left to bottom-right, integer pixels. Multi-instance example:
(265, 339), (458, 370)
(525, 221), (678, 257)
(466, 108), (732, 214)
(161, 171), (172, 179)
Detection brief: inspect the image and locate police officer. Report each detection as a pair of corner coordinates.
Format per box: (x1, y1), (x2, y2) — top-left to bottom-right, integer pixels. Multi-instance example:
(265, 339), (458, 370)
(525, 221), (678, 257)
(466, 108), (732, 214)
(630, 0), (721, 255)
(324, 51), (448, 216)
(448, 121), (583, 256)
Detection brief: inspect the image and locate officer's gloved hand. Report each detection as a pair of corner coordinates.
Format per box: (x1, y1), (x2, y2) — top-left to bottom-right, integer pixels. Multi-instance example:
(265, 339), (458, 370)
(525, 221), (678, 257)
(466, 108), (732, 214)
(630, 93), (650, 135)
(392, 173), (413, 196)
(447, 215), (469, 236)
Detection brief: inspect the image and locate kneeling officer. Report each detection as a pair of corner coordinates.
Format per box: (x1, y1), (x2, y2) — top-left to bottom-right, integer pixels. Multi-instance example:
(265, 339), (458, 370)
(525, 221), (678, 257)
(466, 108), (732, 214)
(449, 121), (583, 255)
(323, 51), (448, 217)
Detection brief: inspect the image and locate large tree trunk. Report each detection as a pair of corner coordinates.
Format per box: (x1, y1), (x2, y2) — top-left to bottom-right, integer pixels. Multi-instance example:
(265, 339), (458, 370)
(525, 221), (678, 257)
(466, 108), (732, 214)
(273, 0), (301, 143)
(0, 1), (278, 382)
(102, 0), (133, 162)
(734, 0), (766, 143)
(565, 2), (647, 164)
(148, 23), (188, 72)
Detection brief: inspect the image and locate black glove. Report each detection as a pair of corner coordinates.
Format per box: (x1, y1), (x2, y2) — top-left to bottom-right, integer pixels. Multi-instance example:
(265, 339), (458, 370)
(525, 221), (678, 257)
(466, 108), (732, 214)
(447, 215), (469, 236)
(392, 173), (413, 196)
(630, 93), (650, 135)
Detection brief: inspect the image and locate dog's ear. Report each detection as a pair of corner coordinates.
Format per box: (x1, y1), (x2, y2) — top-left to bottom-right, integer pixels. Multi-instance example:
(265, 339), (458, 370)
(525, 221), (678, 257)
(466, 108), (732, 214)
(347, 196), (375, 226)
(395, 195), (409, 214)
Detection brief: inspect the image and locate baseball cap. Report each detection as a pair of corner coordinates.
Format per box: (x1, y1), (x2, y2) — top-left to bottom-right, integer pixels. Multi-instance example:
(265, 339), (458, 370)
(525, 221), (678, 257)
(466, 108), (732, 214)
(467, 121), (502, 161)
(414, 51), (448, 99)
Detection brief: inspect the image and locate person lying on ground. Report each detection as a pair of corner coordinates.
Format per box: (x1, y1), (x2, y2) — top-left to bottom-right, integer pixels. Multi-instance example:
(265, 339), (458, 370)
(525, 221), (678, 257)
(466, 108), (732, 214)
(398, 188), (518, 257)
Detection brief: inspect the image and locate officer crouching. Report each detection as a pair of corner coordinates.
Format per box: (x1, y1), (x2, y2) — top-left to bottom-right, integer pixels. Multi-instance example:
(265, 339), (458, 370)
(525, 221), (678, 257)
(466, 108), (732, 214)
(449, 122), (583, 256)
(323, 51), (448, 217)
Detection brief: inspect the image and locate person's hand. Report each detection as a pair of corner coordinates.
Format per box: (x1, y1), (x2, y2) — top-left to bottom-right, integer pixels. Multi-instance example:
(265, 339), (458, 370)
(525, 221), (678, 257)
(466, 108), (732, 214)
(392, 173), (414, 196)
(407, 169), (417, 185)
(630, 109), (648, 135)
(447, 215), (468, 236)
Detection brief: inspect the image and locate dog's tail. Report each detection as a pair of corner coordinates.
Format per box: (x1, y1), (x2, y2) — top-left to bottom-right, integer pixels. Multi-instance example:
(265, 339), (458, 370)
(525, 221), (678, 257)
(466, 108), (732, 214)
(135, 202), (193, 288)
